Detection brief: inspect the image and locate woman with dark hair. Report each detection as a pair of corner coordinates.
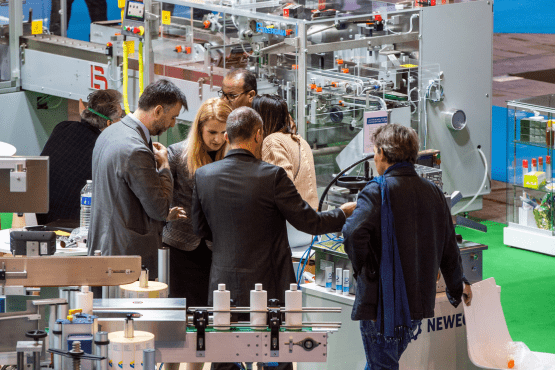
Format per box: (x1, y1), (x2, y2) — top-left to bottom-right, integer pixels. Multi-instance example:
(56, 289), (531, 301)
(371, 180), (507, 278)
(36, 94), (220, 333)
(253, 94), (318, 247)
(253, 94), (318, 208)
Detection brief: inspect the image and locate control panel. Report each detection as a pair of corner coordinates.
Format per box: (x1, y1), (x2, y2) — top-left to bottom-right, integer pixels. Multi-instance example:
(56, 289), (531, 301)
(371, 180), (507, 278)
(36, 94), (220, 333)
(122, 0), (146, 37)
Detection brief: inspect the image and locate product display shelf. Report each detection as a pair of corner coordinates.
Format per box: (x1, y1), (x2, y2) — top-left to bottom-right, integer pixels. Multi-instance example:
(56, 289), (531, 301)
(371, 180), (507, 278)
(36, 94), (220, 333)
(505, 95), (555, 256)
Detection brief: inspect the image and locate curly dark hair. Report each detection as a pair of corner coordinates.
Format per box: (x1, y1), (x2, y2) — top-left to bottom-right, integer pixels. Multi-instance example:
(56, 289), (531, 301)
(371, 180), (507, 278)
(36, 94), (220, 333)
(80, 89), (123, 129)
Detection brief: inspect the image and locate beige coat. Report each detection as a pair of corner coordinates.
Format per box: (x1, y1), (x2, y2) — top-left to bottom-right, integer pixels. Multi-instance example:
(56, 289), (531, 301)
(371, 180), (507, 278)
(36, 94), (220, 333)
(262, 132), (318, 209)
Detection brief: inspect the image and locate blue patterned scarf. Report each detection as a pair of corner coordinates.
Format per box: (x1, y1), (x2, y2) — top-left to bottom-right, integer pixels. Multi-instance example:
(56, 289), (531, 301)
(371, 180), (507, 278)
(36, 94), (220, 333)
(372, 162), (414, 342)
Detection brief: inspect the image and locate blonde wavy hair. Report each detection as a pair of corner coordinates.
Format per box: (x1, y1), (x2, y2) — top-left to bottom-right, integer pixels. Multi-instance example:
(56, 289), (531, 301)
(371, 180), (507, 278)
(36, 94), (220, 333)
(183, 98), (232, 176)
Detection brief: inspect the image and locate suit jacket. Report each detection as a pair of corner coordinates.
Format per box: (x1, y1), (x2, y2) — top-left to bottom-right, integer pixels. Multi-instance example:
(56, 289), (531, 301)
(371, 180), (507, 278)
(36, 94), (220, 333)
(192, 149), (346, 306)
(87, 115), (173, 278)
(37, 120), (101, 225)
(342, 165), (465, 321)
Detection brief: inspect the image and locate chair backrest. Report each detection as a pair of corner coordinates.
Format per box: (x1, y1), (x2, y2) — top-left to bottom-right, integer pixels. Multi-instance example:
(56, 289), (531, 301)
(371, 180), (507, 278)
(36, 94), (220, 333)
(463, 277), (513, 369)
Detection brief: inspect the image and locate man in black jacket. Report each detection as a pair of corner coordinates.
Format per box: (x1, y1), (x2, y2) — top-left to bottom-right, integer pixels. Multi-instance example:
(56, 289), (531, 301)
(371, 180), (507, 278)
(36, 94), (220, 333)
(342, 124), (472, 370)
(192, 106), (356, 370)
(37, 89), (122, 226)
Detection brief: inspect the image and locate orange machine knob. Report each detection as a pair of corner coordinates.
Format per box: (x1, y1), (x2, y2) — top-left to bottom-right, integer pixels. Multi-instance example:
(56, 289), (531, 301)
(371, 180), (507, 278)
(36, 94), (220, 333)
(203, 20), (211, 29)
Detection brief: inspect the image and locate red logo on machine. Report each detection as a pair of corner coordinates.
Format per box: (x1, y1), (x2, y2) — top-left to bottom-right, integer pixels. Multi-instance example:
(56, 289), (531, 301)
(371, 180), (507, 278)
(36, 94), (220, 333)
(90, 64), (108, 90)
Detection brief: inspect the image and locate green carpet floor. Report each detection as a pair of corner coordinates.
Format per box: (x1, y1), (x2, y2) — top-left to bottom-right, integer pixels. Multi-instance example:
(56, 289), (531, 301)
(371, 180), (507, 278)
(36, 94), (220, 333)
(456, 221), (555, 354)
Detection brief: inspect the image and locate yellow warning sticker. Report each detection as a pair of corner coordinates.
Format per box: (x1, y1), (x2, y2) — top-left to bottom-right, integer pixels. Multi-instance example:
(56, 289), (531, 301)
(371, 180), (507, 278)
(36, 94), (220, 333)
(400, 64), (418, 68)
(125, 40), (135, 55)
(162, 10), (171, 25)
(118, 0), (125, 8)
(31, 20), (43, 35)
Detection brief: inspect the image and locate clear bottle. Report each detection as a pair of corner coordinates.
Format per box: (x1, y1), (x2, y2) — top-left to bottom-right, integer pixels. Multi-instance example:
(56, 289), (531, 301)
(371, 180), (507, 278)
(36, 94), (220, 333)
(80, 180), (93, 229)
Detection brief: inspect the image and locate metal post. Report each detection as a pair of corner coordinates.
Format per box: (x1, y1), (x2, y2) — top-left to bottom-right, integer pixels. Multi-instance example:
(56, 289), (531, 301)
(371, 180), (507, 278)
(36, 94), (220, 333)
(297, 22), (307, 139)
(8, 0), (23, 88)
(142, 0), (156, 88)
(33, 351), (41, 370)
(142, 348), (155, 370)
(49, 304), (57, 355)
(60, 0), (68, 37)
(17, 351), (25, 370)
(53, 322), (62, 370)
(158, 247), (170, 289)
(95, 332), (109, 370)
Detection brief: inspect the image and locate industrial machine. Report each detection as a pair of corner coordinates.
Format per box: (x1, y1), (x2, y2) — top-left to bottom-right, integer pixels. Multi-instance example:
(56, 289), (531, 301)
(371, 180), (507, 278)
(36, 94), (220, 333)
(0, 0), (492, 212)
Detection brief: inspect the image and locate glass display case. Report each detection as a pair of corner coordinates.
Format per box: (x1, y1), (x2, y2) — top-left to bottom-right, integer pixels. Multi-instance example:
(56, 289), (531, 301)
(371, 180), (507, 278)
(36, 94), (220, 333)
(505, 95), (555, 256)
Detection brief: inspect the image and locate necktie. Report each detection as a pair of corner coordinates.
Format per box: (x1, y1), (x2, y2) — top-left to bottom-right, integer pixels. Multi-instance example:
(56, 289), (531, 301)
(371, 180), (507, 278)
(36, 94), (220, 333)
(148, 139), (153, 152)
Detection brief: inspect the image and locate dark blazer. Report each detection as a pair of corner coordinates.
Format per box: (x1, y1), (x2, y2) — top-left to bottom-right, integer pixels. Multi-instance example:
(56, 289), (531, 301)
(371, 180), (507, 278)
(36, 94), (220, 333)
(37, 120), (101, 225)
(342, 165), (465, 321)
(192, 149), (346, 306)
(87, 115), (173, 278)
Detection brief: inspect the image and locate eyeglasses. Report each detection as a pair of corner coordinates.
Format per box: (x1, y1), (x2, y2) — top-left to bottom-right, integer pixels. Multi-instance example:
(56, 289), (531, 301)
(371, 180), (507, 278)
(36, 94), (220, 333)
(218, 90), (248, 103)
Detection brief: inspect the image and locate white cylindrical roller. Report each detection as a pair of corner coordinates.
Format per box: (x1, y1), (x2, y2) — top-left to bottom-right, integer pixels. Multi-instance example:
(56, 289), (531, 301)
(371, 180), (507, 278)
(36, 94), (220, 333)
(119, 281), (168, 298)
(250, 283), (267, 330)
(213, 283), (230, 330)
(108, 331), (154, 370)
(285, 283), (302, 329)
(75, 286), (93, 315)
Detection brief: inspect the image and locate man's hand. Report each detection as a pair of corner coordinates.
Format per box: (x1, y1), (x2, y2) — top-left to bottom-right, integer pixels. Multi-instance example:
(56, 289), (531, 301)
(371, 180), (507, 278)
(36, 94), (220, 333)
(153, 142), (169, 170)
(167, 206), (187, 221)
(340, 202), (357, 218)
(463, 283), (472, 306)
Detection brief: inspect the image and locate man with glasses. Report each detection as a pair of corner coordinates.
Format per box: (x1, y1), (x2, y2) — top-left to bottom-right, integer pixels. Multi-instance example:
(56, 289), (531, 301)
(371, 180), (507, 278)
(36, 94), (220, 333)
(36, 89), (123, 226)
(218, 69), (257, 109)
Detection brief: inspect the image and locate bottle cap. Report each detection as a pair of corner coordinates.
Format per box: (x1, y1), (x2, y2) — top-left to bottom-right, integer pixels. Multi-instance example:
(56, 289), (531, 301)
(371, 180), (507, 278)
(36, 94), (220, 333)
(87, 180), (92, 183)
(81, 286), (89, 293)
(218, 284), (226, 291)
(539, 156), (543, 164)
(532, 158), (537, 166)
(290, 283), (297, 291)
(523, 159), (528, 168)
(547, 156), (551, 164)
(255, 283), (263, 291)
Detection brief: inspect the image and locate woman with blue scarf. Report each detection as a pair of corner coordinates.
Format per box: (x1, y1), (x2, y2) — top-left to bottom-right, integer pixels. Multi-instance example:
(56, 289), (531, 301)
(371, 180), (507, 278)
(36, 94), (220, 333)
(342, 124), (472, 370)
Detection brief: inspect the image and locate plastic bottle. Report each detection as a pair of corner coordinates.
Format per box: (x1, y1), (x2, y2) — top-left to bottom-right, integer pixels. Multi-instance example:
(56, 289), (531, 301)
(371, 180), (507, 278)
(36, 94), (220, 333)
(80, 180), (93, 229)
(539, 156), (544, 172)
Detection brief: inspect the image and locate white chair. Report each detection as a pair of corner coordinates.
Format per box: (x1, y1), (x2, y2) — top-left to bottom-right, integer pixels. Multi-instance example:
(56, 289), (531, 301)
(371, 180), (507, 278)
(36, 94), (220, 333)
(463, 277), (555, 369)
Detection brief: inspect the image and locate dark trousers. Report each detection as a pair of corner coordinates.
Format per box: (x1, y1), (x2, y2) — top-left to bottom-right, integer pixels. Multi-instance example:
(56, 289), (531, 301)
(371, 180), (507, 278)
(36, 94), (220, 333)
(49, 0), (107, 36)
(166, 240), (211, 307)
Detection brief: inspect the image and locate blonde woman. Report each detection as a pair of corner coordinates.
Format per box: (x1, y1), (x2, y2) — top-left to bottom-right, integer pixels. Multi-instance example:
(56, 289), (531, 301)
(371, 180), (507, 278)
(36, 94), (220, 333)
(163, 98), (231, 304)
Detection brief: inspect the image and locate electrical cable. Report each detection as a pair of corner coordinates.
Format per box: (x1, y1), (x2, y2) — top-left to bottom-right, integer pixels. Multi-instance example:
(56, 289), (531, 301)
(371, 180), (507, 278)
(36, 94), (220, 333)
(122, 41), (131, 115)
(455, 146), (489, 215)
(138, 41), (144, 96)
(318, 153), (375, 212)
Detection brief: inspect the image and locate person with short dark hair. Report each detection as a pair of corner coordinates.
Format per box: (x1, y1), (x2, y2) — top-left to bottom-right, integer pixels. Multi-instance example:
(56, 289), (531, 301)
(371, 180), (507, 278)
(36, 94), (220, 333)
(36, 89), (123, 226)
(219, 68), (257, 109)
(342, 124), (472, 370)
(192, 106), (356, 370)
(87, 79), (187, 278)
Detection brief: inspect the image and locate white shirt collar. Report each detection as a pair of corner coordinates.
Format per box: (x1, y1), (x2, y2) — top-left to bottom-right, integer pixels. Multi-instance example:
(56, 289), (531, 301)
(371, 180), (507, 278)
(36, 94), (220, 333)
(128, 113), (151, 143)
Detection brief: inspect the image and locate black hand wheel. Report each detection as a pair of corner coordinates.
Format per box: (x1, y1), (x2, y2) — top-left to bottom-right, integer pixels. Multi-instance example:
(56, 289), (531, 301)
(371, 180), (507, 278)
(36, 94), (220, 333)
(25, 330), (48, 341)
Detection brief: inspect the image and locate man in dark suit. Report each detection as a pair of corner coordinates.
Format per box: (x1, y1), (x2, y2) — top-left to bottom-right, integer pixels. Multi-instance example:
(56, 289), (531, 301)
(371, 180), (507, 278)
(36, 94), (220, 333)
(37, 89), (122, 226)
(87, 79), (187, 279)
(192, 106), (356, 370)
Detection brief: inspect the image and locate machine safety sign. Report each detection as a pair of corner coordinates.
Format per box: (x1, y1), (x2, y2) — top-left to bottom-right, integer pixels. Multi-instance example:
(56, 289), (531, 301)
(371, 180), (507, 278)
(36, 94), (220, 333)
(363, 110), (388, 153)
